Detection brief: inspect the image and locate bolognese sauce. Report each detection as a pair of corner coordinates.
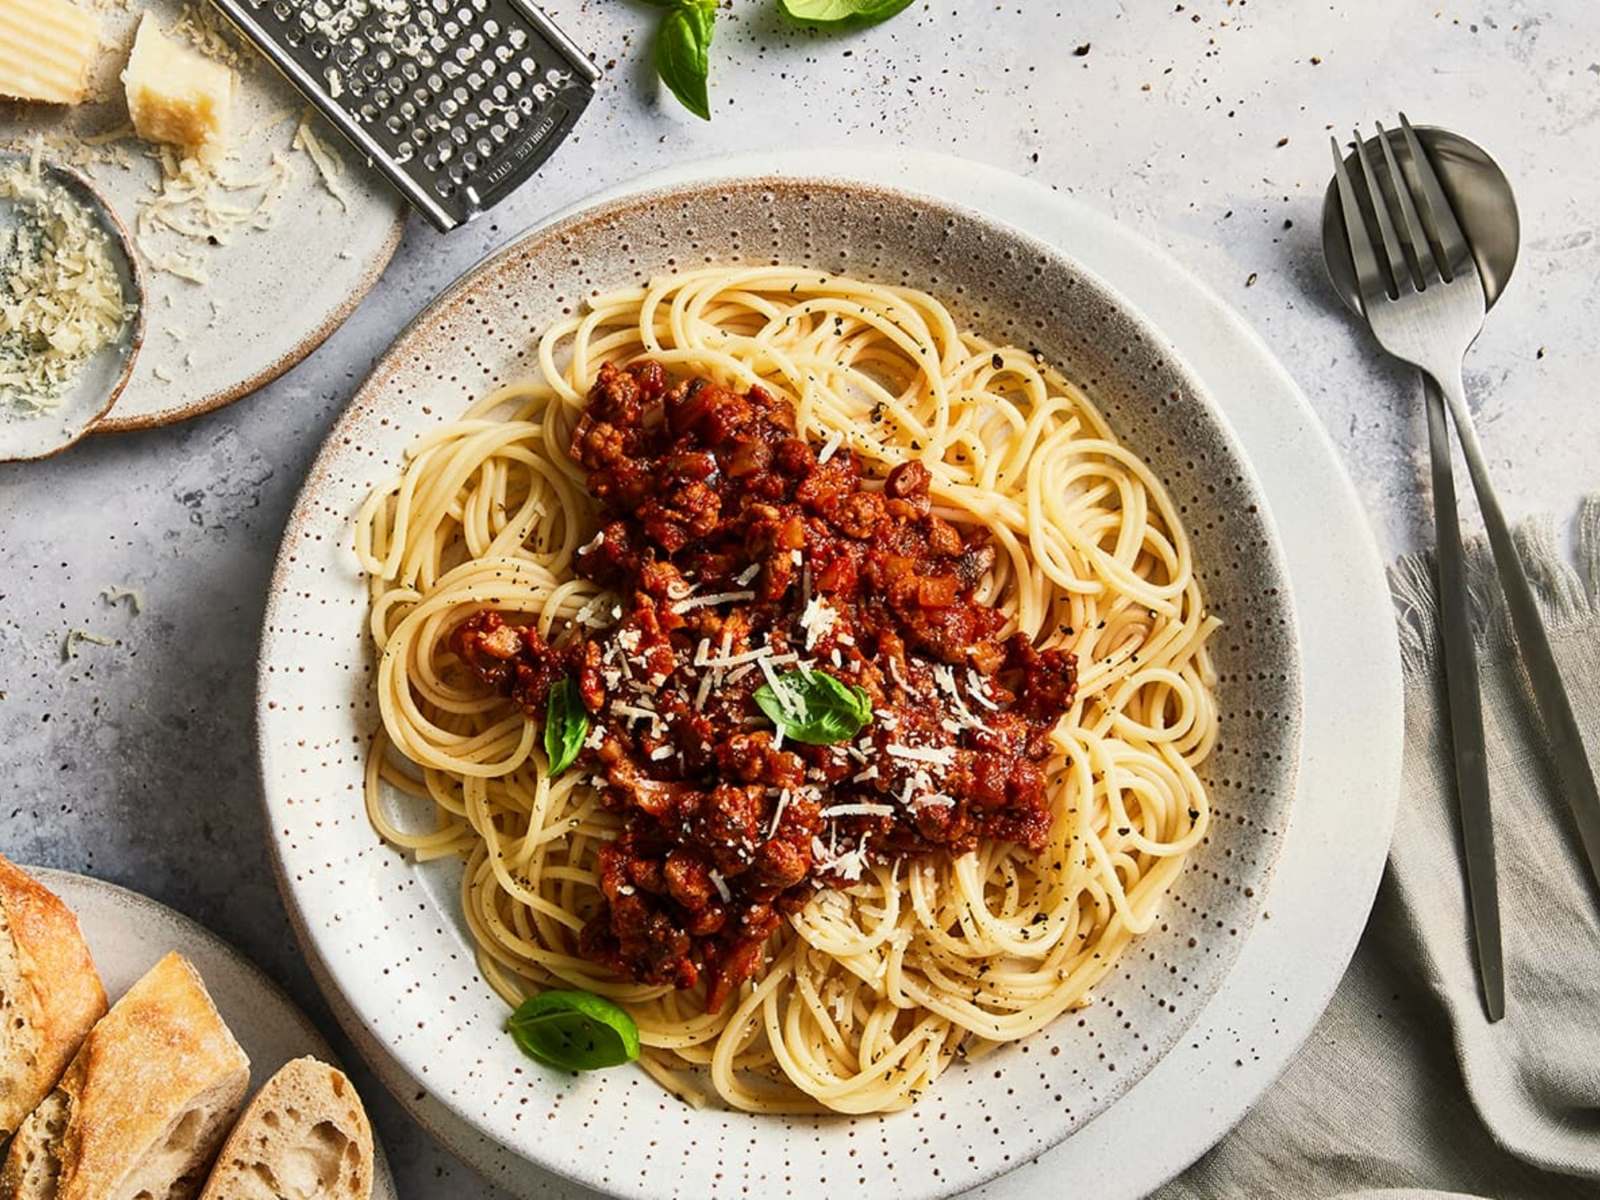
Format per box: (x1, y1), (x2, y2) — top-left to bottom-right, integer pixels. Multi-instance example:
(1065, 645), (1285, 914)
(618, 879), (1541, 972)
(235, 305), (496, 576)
(449, 361), (1077, 1011)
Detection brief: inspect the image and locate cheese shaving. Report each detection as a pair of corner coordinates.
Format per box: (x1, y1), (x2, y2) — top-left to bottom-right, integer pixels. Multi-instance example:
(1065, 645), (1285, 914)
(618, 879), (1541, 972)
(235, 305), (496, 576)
(292, 109), (352, 213)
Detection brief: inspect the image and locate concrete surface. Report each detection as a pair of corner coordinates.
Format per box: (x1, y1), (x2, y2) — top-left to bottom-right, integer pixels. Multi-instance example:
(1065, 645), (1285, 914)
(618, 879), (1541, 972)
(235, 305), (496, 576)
(2, 2), (1596, 1196)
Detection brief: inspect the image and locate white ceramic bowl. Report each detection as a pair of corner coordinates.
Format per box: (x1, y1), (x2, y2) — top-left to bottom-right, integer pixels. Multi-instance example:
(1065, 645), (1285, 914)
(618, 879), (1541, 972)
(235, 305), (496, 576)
(257, 176), (1302, 1200)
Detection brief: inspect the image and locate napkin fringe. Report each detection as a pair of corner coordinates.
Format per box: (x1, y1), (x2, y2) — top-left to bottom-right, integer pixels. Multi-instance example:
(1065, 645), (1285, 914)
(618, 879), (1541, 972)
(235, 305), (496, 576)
(1390, 494), (1600, 679)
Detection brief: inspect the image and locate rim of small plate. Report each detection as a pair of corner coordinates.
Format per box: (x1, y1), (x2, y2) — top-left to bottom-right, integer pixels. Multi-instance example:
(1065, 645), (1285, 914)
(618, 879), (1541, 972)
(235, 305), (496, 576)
(88, 209), (407, 434)
(255, 171), (1303, 1200)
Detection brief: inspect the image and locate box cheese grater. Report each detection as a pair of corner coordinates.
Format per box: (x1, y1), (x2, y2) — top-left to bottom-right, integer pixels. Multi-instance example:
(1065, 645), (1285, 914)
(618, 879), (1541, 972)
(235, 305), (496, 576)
(207, 0), (599, 231)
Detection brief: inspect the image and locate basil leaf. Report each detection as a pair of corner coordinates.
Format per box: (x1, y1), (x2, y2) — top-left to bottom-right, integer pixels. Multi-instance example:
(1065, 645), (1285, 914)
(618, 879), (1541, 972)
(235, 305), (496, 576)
(777, 0), (915, 29)
(754, 669), (873, 745)
(544, 677), (589, 777)
(655, 1), (716, 121)
(508, 989), (641, 1071)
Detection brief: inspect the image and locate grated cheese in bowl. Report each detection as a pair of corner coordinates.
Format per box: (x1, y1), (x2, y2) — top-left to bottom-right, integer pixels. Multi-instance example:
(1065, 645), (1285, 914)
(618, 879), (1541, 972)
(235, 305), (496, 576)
(0, 148), (134, 413)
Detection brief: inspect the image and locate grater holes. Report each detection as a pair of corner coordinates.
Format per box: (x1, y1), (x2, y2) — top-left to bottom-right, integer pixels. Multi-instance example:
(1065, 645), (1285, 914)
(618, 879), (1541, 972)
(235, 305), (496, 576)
(309, 36), (330, 59)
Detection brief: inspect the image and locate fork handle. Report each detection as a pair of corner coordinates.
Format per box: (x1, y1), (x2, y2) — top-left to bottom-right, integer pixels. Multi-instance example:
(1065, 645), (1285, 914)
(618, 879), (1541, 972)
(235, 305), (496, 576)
(1425, 373), (1503, 1022)
(1434, 367), (1600, 897)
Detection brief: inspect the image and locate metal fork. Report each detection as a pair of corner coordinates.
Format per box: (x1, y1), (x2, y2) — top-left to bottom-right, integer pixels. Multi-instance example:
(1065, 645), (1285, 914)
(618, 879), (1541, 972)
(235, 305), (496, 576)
(1331, 117), (1502, 1020)
(1333, 115), (1600, 1021)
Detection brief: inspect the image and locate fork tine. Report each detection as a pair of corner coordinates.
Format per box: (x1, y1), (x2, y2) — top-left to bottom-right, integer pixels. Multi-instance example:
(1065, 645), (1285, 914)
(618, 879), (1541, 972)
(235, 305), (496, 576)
(1329, 136), (1389, 308)
(1351, 129), (1410, 295)
(1375, 121), (1438, 284)
(1399, 113), (1474, 283)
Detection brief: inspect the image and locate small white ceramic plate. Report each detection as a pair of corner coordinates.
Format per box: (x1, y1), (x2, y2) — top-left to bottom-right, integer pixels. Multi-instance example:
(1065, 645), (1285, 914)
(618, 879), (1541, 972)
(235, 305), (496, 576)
(30, 867), (398, 1200)
(264, 151), (1403, 1200)
(0, 157), (144, 462)
(0, 0), (405, 437)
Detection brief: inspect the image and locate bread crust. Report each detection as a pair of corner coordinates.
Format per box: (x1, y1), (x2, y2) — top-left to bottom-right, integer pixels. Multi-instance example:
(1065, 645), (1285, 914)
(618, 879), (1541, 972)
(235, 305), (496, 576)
(0, 856), (107, 1140)
(0, 950), (250, 1200)
(199, 1057), (374, 1200)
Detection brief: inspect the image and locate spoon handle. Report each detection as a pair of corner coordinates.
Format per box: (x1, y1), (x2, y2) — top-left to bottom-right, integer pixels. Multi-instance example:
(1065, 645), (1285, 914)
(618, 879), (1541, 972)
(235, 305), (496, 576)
(1424, 372), (1503, 1022)
(1436, 367), (1600, 900)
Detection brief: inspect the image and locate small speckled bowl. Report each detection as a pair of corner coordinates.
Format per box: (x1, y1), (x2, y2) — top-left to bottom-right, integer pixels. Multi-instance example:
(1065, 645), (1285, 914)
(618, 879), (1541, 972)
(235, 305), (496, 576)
(257, 177), (1303, 1200)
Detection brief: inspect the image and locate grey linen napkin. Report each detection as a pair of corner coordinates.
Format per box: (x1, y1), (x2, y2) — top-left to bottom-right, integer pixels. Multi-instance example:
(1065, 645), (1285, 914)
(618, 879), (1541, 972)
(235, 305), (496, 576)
(1157, 498), (1600, 1199)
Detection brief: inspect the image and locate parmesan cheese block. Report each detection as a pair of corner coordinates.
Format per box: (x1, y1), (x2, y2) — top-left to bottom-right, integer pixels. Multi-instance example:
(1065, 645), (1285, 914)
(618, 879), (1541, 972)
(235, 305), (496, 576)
(0, 0), (100, 105)
(122, 12), (233, 163)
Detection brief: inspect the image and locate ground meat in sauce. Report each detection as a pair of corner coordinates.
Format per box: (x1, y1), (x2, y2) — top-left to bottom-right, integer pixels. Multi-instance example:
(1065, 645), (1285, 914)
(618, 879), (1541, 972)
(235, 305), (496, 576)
(448, 361), (1077, 1011)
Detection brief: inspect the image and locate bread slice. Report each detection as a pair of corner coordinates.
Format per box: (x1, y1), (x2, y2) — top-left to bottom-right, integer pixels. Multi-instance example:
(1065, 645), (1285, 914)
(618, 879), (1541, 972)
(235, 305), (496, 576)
(0, 856), (107, 1145)
(0, 950), (250, 1200)
(199, 1057), (373, 1200)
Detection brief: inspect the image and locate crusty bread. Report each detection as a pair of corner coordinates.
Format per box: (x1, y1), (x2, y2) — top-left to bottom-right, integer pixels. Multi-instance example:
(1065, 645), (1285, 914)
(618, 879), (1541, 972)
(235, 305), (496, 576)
(0, 856), (107, 1145)
(0, 950), (250, 1200)
(199, 1057), (373, 1200)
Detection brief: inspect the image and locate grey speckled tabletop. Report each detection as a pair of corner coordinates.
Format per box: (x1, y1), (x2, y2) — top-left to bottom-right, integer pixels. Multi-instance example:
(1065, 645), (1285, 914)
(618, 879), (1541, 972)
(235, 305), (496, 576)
(2, 3), (1596, 1197)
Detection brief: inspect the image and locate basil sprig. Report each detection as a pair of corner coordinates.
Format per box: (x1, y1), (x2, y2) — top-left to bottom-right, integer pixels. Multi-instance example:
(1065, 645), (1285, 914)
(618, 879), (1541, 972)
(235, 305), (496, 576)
(778, 0), (915, 28)
(754, 669), (873, 745)
(544, 677), (589, 777)
(508, 990), (641, 1071)
(650, 0), (716, 121)
(639, 0), (914, 121)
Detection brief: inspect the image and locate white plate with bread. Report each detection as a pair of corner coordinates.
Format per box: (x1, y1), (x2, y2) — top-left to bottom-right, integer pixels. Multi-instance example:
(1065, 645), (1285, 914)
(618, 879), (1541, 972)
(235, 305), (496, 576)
(0, 856), (396, 1200)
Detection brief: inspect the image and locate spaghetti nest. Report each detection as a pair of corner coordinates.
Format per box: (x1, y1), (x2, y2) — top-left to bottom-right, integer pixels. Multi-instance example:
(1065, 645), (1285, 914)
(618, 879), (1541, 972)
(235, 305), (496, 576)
(354, 266), (1219, 1114)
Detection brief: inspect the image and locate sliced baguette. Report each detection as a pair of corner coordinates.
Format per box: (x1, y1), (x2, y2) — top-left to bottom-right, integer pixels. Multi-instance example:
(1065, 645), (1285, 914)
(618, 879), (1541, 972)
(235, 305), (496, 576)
(199, 1057), (373, 1200)
(0, 950), (250, 1200)
(0, 856), (107, 1145)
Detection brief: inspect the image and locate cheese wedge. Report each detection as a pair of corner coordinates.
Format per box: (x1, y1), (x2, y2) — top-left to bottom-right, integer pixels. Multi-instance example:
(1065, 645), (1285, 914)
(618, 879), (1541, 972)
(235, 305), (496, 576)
(122, 12), (233, 162)
(0, 0), (100, 105)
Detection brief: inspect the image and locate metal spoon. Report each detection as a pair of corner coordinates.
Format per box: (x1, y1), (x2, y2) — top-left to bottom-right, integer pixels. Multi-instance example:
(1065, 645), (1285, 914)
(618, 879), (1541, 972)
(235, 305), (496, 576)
(1323, 125), (1519, 314)
(1321, 125), (1519, 1021)
(0, 151), (145, 463)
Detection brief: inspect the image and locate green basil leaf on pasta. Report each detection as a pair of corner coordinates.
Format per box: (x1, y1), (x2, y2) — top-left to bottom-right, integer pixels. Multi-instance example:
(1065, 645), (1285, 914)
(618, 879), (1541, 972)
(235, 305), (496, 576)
(654, 1), (716, 121)
(777, 0), (916, 29)
(507, 990), (641, 1070)
(754, 668), (873, 745)
(544, 677), (589, 777)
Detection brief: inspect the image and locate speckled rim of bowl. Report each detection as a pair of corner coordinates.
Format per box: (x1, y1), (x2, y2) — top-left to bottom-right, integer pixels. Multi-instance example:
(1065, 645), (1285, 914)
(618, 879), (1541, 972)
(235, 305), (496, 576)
(255, 173), (1303, 1200)
(88, 209), (407, 435)
(2, 160), (147, 463)
(27, 866), (400, 1200)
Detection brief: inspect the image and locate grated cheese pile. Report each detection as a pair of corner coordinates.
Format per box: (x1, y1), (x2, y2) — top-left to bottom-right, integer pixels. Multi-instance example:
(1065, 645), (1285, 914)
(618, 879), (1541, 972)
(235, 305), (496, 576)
(135, 141), (296, 284)
(0, 149), (131, 412)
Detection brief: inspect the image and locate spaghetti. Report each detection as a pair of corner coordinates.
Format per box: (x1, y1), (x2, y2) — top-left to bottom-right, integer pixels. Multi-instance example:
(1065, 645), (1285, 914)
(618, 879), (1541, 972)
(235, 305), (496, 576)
(355, 265), (1219, 1114)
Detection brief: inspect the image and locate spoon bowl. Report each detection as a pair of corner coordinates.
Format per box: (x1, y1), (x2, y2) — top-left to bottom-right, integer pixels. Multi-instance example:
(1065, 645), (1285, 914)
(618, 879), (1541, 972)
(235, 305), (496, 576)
(0, 151), (145, 463)
(1322, 125), (1519, 312)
